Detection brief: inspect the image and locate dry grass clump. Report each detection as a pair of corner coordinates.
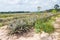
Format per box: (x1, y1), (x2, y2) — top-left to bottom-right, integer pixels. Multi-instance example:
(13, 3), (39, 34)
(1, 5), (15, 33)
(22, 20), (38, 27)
(8, 17), (37, 35)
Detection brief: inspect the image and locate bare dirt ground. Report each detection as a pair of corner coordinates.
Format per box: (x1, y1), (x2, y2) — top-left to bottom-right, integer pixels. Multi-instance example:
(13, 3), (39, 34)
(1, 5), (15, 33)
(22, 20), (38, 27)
(0, 18), (60, 40)
(0, 25), (41, 40)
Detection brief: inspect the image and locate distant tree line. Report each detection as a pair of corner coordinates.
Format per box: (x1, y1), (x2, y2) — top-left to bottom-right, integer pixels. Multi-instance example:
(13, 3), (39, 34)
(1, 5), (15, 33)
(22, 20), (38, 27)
(0, 11), (30, 14)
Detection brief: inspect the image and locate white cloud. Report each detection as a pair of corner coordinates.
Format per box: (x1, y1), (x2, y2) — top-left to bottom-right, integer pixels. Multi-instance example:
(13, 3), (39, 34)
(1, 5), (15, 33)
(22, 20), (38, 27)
(0, 0), (20, 5)
(0, 0), (59, 11)
(52, 0), (57, 3)
(8, 0), (20, 4)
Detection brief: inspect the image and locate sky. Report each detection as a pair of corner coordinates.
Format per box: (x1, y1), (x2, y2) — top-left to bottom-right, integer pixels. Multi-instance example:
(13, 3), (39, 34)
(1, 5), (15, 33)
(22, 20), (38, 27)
(0, 0), (60, 12)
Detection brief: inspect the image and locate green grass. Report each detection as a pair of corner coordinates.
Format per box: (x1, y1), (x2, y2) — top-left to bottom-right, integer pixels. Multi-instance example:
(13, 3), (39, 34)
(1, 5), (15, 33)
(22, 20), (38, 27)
(0, 23), (3, 27)
(35, 18), (55, 34)
(34, 13), (59, 33)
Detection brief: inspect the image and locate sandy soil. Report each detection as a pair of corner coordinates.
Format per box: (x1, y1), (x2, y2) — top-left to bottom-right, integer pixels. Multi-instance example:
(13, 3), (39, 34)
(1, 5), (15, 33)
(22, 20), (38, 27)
(0, 25), (41, 40)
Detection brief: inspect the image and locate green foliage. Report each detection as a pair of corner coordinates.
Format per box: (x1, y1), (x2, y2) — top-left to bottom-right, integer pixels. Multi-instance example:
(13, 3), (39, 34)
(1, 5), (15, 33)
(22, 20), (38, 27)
(43, 21), (54, 34)
(35, 18), (47, 33)
(35, 20), (42, 33)
(0, 23), (3, 27)
(52, 9), (57, 14)
(35, 17), (55, 34)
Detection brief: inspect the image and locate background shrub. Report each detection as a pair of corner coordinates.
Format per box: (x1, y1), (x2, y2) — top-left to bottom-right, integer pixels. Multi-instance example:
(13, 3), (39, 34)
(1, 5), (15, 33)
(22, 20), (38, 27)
(52, 9), (57, 14)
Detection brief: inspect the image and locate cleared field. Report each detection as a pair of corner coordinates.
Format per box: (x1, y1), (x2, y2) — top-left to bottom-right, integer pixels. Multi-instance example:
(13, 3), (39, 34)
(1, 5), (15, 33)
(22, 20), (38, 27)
(0, 13), (40, 27)
(0, 13), (60, 27)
